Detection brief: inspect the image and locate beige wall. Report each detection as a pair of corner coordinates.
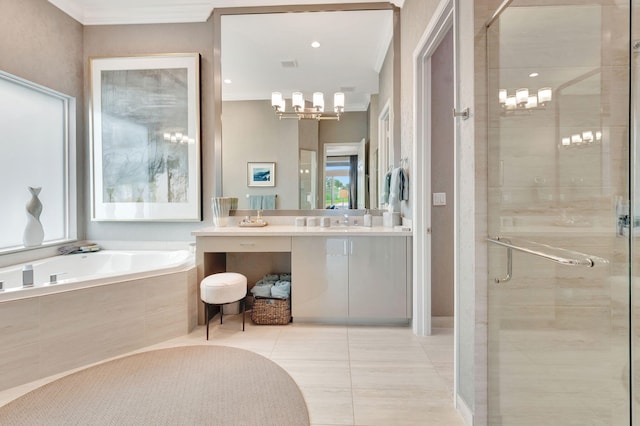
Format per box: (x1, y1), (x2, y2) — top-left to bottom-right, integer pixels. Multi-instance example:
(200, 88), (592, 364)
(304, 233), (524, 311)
(83, 20), (215, 239)
(222, 100), (299, 209)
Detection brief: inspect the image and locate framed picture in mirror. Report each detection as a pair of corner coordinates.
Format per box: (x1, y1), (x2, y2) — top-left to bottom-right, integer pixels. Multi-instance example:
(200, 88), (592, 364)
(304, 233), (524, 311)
(247, 162), (275, 187)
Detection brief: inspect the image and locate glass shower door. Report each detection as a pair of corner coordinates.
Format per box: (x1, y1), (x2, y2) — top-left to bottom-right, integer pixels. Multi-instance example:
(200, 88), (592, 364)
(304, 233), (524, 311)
(486, 2), (631, 424)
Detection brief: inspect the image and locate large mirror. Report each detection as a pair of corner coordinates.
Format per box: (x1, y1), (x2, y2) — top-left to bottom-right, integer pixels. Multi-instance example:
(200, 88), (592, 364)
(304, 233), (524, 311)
(213, 4), (400, 211)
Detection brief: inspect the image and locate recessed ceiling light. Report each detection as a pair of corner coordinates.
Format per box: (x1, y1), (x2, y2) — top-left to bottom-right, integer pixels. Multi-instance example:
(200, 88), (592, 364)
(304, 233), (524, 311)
(311, 41), (320, 48)
(529, 72), (539, 78)
(224, 79), (232, 84)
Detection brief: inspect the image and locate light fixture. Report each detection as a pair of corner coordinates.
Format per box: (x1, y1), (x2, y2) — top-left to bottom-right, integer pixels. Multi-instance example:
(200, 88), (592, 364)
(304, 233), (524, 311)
(537, 87), (552, 104)
(271, 91), (345, 120)
(498, 86), (552, 113)
(311, 41), (320, 48)
(163, 131), (194, 144)
(559, 129), (602, 148)
(515, 88), (529, 105)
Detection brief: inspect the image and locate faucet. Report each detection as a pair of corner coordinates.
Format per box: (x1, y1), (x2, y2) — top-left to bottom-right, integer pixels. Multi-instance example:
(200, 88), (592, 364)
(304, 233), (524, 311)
(22, 264), (34, 287)
(343, 214), (349, 226)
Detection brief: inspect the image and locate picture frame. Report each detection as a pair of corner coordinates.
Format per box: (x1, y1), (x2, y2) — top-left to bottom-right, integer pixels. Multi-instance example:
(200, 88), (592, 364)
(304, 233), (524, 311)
(89, 53), (201, 221)
(247, 162), (276, 187)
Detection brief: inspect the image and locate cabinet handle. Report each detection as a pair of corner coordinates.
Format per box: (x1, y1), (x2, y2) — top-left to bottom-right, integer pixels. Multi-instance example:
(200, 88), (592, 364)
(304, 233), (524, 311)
(343, 240), (348, 256)
(239, 242), (256, 247)
(350, 240), (354, 255)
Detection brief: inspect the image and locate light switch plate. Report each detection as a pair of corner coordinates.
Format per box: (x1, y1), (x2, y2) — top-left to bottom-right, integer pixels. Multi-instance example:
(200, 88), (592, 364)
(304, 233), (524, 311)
(433, 192), (446, 206)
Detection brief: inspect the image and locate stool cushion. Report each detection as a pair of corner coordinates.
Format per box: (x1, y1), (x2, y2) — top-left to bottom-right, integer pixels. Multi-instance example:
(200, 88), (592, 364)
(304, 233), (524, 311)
(201, 272), (247, 304)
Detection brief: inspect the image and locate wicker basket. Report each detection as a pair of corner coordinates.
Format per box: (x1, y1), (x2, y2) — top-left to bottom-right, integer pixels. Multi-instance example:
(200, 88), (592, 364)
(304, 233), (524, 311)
(251, 297), (291, 325)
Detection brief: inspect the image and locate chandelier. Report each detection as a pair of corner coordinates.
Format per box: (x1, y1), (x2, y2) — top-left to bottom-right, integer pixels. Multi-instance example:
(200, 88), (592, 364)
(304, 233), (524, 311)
(163, 131), (195, 144)
(560, 130), (602, 148)
(499, 87), (552, 111)
(271, 91), (345, 121)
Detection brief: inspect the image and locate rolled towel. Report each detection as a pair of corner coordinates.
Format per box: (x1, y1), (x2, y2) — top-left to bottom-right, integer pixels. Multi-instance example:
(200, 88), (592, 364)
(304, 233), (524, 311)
(251, 281), (273, 298)
(263, 274), (279, 283)
(271, 280), (291, 299)
(279, 273), (292, 282)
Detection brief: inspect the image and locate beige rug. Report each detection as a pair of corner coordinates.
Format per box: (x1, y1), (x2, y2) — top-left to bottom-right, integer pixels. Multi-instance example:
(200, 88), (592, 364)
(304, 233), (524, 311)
(0, 345), (310, 426)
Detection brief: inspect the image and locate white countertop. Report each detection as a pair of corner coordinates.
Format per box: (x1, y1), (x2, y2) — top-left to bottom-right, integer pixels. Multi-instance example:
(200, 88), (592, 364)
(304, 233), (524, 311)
(192, 225), (412, 237)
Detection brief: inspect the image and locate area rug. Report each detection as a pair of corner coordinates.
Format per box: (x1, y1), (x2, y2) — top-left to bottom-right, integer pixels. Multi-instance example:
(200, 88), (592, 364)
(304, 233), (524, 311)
(0, 345), (310, 426)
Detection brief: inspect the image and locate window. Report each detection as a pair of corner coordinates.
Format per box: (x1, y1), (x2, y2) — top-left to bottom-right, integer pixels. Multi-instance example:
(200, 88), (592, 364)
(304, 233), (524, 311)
(0, 71), (76, 251)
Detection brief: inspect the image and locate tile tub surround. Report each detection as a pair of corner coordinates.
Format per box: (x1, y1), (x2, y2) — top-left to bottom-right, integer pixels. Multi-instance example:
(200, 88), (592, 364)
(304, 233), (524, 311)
(0, 267), (197, 392)
(0, 321), (464, 426)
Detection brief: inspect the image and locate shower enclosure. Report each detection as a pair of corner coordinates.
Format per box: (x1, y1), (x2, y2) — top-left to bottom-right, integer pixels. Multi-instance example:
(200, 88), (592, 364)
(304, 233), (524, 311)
(486, 1), (638, 423)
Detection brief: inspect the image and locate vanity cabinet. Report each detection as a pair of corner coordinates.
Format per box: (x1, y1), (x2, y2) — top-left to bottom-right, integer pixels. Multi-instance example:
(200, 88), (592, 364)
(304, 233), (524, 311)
(292, 236), (409, 324)
(291, 237), (349, 320)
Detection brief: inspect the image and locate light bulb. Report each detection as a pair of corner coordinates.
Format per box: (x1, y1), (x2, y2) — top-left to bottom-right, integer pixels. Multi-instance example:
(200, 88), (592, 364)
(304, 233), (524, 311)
(292, 92), (304, 110)
(516, 88), (529, 105)
(313, 92), (324, 112)
(271, 92), (283, 108)
(538, 87), (552, 104)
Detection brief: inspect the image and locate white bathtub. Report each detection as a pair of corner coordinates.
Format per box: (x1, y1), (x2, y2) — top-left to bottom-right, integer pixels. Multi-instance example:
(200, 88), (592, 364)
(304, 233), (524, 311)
(0, 249), (194, 302)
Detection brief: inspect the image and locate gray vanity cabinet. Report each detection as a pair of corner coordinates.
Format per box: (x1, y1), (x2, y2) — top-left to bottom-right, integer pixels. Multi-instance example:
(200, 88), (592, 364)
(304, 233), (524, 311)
(291, 237), (349, 321)
(292, 236), (410, 324)
(348, 236), (408, 321)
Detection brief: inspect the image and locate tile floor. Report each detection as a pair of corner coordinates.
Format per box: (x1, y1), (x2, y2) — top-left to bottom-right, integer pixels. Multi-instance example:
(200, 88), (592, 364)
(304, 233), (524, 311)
(0, 317), (465, 426)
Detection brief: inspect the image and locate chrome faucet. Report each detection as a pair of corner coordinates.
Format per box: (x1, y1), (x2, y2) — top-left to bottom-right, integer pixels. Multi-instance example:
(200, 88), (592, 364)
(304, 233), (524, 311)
(22, 264), (34, 287)
(343, 214), (349, 226)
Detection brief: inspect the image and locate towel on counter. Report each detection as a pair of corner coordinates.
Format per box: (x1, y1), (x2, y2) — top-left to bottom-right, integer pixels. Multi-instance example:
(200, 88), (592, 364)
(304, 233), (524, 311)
(388, 167), (409, 212)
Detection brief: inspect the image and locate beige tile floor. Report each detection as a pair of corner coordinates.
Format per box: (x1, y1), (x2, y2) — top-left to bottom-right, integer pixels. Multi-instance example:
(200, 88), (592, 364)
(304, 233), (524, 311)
(0, 317), (465, 426)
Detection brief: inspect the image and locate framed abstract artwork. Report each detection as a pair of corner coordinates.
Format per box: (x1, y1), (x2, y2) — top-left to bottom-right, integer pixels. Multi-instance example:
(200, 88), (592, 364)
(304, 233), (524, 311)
(90, 53), (201, 221)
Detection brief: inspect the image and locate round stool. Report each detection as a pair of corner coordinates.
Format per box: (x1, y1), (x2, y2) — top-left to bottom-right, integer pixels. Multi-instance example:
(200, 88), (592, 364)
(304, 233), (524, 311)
(201, 272), (247, 339)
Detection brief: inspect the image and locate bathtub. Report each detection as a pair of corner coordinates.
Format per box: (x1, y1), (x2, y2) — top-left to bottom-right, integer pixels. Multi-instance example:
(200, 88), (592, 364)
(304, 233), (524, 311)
(0, 248), (198, 392)
(0, 249), (194, 302)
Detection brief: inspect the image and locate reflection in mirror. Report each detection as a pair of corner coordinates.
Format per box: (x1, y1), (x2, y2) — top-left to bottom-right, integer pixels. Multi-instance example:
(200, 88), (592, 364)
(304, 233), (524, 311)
(216, 6), (397, 211)
(299, 149), (317, 209)
(323, 141), (366, 209)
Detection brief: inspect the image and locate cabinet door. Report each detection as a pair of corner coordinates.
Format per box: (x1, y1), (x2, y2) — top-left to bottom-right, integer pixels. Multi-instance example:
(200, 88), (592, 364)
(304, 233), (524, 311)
(292, 237), (349, 320)
(348, 236), (408, 320)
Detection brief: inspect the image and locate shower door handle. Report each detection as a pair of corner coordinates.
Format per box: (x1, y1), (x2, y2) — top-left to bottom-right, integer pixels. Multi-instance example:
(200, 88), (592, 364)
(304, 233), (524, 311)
(487, 236), (606, 283)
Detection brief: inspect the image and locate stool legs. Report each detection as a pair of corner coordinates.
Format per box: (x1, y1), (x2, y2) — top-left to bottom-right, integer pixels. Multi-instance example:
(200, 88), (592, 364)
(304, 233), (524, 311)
(203, 300), (245, 339)
(242, 297), (246, 331)
(205, 302), (210, 340)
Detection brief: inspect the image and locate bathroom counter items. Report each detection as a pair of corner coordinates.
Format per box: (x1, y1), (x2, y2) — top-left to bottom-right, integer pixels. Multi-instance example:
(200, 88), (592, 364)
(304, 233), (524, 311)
(192, 225), (411, 237)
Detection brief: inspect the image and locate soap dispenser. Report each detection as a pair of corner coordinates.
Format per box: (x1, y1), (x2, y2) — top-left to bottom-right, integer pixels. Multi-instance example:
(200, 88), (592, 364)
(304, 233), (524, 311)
(363, 209), (372, 227)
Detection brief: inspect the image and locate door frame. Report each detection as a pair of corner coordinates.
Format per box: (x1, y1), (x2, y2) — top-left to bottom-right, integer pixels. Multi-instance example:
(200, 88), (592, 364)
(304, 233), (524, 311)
(412, 0), (454, 336)
(413, 0), (470, 422)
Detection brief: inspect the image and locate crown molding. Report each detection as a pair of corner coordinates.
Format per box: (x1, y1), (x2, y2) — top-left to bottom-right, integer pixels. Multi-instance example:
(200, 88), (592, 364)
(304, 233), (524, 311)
(49, 0), (404, 25)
